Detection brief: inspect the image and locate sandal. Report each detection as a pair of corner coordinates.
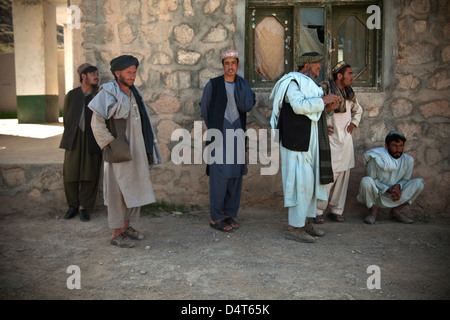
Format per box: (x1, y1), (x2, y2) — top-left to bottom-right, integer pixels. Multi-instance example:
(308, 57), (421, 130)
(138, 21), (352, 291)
(210, 220), (233, 232)
(223, 217), (239, 229)
(111, 232), (135, 248)
(328, 213), (345, 222)
(313, 215), (325, 224)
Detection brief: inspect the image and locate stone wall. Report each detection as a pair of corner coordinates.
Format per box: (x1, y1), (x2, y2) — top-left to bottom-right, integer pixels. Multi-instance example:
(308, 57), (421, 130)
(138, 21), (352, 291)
(73, 0), (449, 214)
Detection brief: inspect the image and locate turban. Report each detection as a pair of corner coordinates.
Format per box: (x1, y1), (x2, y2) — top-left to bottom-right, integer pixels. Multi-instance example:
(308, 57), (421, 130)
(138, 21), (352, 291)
(296, 52), (323, 65)
(332, 61), (350, 74)
(221, 49), (239, 60)
(110, 55), (139, 75)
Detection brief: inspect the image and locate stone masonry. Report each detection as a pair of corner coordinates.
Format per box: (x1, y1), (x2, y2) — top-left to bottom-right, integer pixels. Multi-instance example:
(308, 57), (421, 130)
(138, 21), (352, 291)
(3, 0), (447, 216)
(71, 0), (450, 214)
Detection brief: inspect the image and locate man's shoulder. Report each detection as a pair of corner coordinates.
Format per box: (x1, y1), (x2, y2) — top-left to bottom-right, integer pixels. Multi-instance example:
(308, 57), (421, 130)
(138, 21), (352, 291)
(211, 75), (224, 83)
(401, 153), (414, 164)
(67, 86), (82, 96)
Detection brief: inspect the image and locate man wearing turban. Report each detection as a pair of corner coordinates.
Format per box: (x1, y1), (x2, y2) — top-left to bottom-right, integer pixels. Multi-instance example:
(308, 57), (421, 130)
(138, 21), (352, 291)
(270, 52), (342, 243)
(89, 55), (162, 248)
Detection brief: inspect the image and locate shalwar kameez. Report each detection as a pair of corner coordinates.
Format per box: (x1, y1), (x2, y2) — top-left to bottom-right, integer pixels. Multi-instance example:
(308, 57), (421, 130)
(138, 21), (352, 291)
(89, 80), (162, 229)
(357, 147), (424, 210)
(270, 72), (328, 228)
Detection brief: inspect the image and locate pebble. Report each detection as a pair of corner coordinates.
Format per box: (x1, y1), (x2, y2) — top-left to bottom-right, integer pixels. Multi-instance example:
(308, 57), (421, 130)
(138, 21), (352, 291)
(140, 269), (147, 275)
(145, 245), (151, 250)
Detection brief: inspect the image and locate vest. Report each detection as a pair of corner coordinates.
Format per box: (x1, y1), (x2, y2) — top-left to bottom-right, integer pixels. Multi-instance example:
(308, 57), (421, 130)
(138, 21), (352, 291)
(207, 75), (247, 132)
(278, 98), (312, 152)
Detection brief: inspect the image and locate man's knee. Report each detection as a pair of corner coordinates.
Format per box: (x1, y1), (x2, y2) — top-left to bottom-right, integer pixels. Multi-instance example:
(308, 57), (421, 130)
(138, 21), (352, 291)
(359, 176), (375, 191)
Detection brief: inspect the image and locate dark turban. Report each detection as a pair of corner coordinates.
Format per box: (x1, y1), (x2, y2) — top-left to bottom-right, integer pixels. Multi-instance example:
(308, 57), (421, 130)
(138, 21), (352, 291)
(110, 55), (139, 75)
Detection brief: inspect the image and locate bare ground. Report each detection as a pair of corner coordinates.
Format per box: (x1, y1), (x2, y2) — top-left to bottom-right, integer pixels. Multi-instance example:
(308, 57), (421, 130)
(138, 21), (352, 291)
(0, 205), (449, 301)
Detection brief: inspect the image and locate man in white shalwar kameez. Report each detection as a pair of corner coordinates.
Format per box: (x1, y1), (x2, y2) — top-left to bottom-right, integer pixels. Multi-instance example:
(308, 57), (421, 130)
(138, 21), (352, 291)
(357, 131), (424, 224)
(316, 61), (363, 223)
(270, 52), (342, 243)
(89, 55), (162, 247)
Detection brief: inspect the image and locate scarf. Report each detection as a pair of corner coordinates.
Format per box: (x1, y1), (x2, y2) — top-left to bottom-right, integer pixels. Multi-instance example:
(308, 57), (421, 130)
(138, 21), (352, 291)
(88, 81), (163, 165)
(320, 80), (356, 113)
(270, 72), (334, 184)
(130, 85), (154, 157)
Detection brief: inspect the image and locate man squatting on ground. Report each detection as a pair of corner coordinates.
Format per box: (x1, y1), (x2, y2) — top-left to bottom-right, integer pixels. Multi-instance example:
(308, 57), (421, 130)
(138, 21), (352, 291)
(357, 131), (424, 224)
(315, 61), (363, 223)
(270, 52), (342, 243)
(60, 63), (102, 222)
(201, 49), (256, 232)
(89, 55), (163, 248)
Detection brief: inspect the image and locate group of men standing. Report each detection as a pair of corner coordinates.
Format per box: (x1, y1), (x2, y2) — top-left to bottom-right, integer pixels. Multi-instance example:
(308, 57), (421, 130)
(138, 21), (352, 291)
(59, 49), (424, 247)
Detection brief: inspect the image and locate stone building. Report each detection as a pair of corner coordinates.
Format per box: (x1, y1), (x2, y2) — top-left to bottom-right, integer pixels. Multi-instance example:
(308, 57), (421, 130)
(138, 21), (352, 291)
(7, 0), (450, 215)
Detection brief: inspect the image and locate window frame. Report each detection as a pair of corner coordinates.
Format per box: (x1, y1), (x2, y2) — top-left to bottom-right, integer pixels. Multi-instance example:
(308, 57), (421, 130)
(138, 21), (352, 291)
(246, 1), (383, 91)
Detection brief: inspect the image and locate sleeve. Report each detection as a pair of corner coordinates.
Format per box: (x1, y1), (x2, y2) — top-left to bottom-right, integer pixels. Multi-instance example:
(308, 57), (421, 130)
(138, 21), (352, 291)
(90, 113), (115, 150)
(285, 81), (325, 121)
(200, 81), (212, 127)
(62, 91), (71, 127)
(350, 98), (363, 127)
(235, 76), (256, 113)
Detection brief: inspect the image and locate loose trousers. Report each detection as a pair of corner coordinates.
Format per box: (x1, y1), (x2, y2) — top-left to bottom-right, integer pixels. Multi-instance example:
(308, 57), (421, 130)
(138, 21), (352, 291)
(316, 170), (350, 216)
(209, 171), (243, 222)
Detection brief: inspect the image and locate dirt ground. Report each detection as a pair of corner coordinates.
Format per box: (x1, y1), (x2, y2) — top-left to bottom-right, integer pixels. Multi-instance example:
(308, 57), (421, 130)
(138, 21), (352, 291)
(0, 204), (449, 302)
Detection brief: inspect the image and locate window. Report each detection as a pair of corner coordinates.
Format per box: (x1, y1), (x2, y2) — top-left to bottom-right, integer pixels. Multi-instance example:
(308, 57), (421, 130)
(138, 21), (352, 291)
(246, 2), (382, 89)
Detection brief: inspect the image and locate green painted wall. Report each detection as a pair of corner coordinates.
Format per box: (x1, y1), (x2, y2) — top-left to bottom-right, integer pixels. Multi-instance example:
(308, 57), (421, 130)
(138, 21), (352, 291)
(16, 95), (59, 123)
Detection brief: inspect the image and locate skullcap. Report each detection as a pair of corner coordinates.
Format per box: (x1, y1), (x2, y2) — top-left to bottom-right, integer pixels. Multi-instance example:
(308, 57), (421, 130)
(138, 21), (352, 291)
(221, 49), (239, 60)
(332, 61), (350, 74)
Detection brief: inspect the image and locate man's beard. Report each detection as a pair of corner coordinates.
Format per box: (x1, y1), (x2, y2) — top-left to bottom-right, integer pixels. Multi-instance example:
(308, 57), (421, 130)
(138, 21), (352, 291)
(304, 70), (318, 81)
(388, 150), (403, 159)
(118, 75), (133, 88)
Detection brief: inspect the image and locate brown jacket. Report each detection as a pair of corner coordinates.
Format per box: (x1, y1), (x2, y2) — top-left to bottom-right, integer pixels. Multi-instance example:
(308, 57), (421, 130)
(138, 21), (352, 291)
(59, 86), (101, 154)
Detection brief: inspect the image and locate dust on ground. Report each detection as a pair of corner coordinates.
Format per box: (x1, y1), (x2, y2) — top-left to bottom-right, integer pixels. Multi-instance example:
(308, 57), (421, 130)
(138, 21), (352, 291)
(0, 205), (449, 300)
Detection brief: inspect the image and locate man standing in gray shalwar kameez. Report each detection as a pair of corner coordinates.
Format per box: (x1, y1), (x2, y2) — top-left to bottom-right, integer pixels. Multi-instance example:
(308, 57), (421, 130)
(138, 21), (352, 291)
(89, 55), (162, 248)
(201, 50), (256, 232)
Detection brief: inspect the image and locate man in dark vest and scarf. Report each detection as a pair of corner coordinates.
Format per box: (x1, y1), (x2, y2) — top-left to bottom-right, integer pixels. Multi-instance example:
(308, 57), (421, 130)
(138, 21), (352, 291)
(60, 63), (102, 222)
(270, 52), (342, 243)
(89, 55), (162, 248)
(201, 49), (256, 232)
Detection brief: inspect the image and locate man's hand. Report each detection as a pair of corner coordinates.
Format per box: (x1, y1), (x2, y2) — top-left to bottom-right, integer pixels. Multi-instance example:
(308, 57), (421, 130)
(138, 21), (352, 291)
(328, 125), (334, 136)
(387, 184), (402, 201)
(347, 123), (356, 134)
(322, 94), (342, 105)
(325, 101), (339, 113)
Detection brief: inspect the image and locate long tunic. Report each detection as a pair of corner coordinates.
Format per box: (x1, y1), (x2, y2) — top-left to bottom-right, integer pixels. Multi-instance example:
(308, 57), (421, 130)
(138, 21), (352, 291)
(327, 98), (362, 172)
(89, 81), (157, 209)
(357, 147), (424, 208)
(271, 72), (327, 205)
(270, 72), (327, 226)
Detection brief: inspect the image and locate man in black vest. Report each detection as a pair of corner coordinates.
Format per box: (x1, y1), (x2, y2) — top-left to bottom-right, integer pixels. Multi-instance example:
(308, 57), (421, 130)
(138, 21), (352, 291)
(201, 50), (256, 232)
(59, 63), (102, 222)
(270, 53), (341, 243)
